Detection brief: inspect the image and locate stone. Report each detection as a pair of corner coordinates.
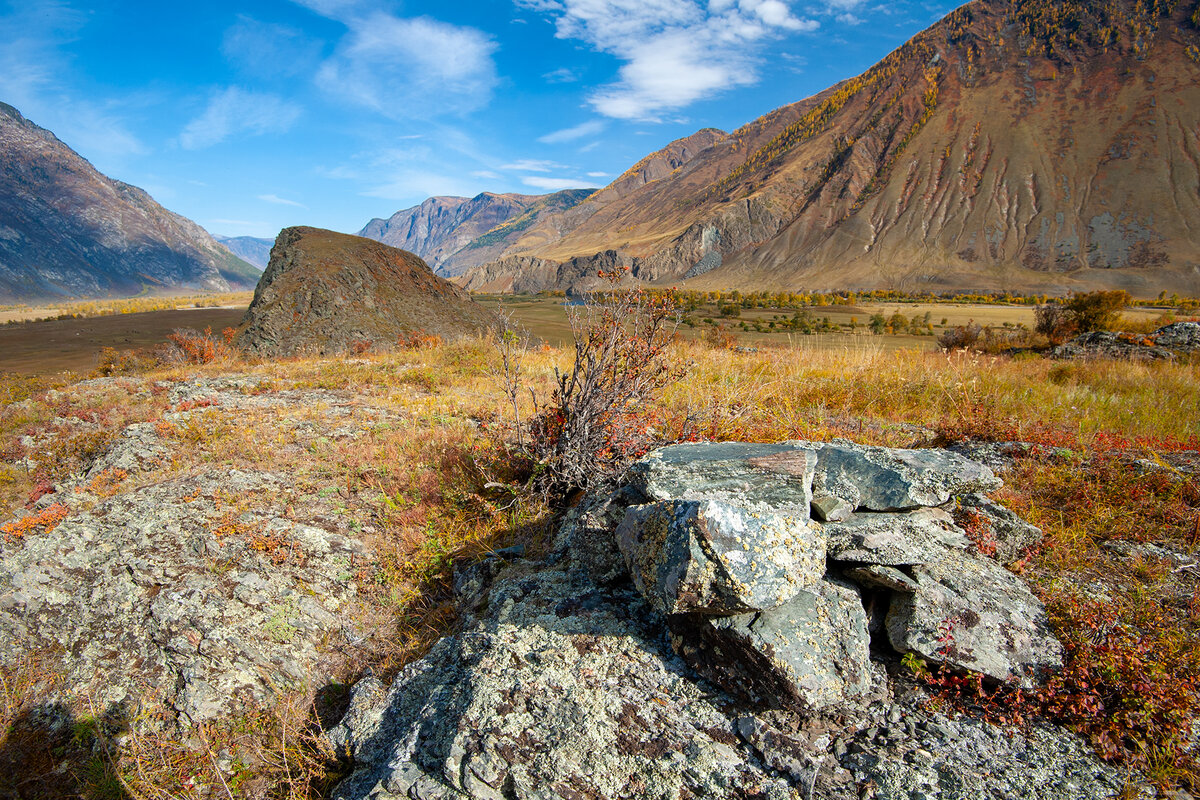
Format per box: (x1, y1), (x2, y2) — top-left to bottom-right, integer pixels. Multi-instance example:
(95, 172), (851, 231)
(616, 498), (825, 615)
(958, 493), (1044, 562)
(811, 442), (1002, 511)
(0, 469), (366, 721)
(825, 508), (972, 565)
(845, 564), (919, 593)
(669, 578), (874, 710)
(627, 441), (818, 515)
(1153, 321), (1200, 351)
(885, 552), (1063, 687)
(811, 493), (853, 522)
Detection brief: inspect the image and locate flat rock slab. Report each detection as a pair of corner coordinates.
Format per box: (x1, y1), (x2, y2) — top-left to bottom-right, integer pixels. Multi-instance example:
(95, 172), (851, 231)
(617, 498), (825, 615)
(669, 578), (874, 711)
(329, 563), (800, 800)
(886, 553), (1063, 686)
(0, 469), (365, 720)
(628, 442), (818, 515)
(825, 508), (971, 565)
(810, 443), (1002, 512)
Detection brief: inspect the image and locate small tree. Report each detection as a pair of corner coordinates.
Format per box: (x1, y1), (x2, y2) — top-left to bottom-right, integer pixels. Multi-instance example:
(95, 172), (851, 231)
(1034, 302), (1076, 344)
(1064, 289), (1131, 333)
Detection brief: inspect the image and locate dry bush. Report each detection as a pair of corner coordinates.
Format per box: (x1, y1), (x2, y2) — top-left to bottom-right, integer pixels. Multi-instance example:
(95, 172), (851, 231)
(936, 321), (983, 351)
(159, 327), (237, 365)
(497, 271), (686, 500)
(1034, 303), (1077, 344)
(1065, 289), (1132, 333)
(701, 324), (737, 349)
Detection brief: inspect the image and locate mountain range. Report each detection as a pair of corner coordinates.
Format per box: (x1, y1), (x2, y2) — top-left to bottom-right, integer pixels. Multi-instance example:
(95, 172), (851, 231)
(362, 0), (1200, 297)
(0, 102), (258, 303)
(213, 235), (273, 271)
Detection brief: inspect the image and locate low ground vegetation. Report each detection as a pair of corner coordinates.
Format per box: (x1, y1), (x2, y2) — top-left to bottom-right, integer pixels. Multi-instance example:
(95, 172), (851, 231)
(0, 297), (1197, 796)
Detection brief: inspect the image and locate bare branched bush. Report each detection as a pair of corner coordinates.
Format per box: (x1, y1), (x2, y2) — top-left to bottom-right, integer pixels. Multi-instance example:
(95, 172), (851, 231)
(937, 321), (984, 351)
(1034, 303), (1077, 344)
(496, 270), (686, 501)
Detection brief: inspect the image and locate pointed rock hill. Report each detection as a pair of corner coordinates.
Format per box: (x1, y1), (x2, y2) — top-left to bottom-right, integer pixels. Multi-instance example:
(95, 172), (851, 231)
(238, 227), (496, 357)
(0, 102), (258, 303)
(459, 0), (1200, 297)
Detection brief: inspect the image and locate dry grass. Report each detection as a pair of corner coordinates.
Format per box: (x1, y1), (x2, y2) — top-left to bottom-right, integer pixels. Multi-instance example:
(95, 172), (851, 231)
(0, 332), (1197, 794)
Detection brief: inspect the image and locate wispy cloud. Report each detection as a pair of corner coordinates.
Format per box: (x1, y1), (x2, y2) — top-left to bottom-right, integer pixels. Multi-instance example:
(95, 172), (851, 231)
(222, 16), (323, 79)
(361, 169), (483, 200)
(538, 119), (605, 144)
(312, 11), (497, 118)
(179, 87), (302, 149)
(472, 170), (501, 179)
(517, 0), (817, 121)
(258, 193), (308, 208)
(542, 67), (578, 83)
(586, 171), (609, 177)
(499, 159), (566, 172)
(521, 176), (596, 191)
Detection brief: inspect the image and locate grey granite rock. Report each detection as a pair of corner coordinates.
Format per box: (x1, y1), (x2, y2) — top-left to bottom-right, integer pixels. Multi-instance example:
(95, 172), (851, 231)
(616, 498), (825, 615)
(669, 578), (874, 710)
(885, 552), (1063, 686)
(958, 492), (1044, 562)
(825, 508), (971, 565)
(810, 443), (1002, 512)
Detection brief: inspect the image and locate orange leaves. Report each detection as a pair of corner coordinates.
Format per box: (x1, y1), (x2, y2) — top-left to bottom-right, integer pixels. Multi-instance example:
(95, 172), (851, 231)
(163, 326), (235, 365)
(2, 503), (68, 542)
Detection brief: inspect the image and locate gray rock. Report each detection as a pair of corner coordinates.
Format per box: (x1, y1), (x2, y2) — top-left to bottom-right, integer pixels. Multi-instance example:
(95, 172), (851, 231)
(957, 493), (1043, 562)
(825, 508), (971, 565)
(84, 422), (169, 479)
(811, 493), (853, 522)
(616, 498), (825, 615)
(885, 552), (1063, 686)
(0, 469), (366, 721)
(1153, 321), (1200, 351)
(329, 544), (800, 800)
(627, 441), (817, 515)
(669, 578), (874, 710)
(844, 565), (919, 593)
(811, 442), (1001, 511)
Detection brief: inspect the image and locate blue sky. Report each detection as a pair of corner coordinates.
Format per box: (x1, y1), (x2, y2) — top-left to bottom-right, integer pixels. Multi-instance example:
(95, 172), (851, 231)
(1, 0), (962, 239)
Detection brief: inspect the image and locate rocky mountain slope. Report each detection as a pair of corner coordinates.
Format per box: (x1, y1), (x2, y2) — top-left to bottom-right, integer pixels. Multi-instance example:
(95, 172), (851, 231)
(358, 189), (596, 278)
(459, 0), (1200, 296)
(0, 103), (259, 303)
(239, 226), (496, 356)
(213, 235), (272, 270)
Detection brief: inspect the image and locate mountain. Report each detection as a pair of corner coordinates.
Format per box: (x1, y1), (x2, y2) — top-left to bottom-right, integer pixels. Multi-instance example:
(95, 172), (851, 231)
(213, 235), (272, 270)
(459, 0), (1200, 296)
(358, 189), (596, 278)
(239, 227), (496, 357)
(0, 103), (259, 303)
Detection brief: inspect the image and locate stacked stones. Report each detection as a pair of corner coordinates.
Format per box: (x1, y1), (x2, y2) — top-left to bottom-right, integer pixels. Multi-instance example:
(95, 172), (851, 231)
(615, 441), (1063, 710)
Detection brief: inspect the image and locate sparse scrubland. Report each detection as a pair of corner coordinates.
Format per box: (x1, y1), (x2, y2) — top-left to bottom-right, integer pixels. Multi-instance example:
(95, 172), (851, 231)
(0, 309), (1198, 797)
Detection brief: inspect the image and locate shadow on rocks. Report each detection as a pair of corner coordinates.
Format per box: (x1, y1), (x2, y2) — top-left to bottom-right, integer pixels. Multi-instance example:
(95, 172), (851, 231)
(0, 700), (131, 800)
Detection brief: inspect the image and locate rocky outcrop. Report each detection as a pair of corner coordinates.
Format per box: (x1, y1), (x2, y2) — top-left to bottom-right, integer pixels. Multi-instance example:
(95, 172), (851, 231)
(1052, 321), (1200, 360)
(0, 103), (259, 302)
(329, 440), (1099, 799)
(239, 227), (497, 357)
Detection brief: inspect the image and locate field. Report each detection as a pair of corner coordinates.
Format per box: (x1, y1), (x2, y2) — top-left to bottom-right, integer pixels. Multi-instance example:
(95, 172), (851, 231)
(0, 291), (1197, 795)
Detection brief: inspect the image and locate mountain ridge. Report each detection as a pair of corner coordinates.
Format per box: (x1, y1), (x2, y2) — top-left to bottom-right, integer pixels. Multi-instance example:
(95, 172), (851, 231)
(457, 0), (1200, 296)
(0, 102), (259, 303)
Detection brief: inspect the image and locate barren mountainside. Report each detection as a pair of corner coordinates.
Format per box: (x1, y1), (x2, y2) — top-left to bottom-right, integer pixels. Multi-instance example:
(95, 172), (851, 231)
(459, 0), (1200, 296)
(0, 103), (259, 303)
(213, 235), (272, 270)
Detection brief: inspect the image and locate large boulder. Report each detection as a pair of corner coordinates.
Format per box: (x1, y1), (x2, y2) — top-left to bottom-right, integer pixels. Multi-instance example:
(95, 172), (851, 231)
(616, 498), (825, 615)
(239, 226), (497, 357)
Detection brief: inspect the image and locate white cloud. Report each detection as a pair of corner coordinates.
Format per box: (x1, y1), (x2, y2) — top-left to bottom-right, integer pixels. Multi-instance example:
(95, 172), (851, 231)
(499, 159), (566, 172)
(586, 171), (609, 177)
(222, 16), (323, 78)
(314, 13), (497, 117)
(0, 2), (146, 164)
(836, 12), (863, 24)
(542, 67), (579, 83)
(179, 87), (302, 149)
(521, 176), (597, 190)
(258, 193), (308, 208)
(472, 170), (501, 179)
(361, 169), (483, 200)
(538, 119), (605, 143)
(519, 0), (817, 120)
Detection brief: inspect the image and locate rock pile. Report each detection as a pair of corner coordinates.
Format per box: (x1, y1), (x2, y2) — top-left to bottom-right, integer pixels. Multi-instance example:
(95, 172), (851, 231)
(1052, 321), (1200, 360)
(329, 441), (1120, 799)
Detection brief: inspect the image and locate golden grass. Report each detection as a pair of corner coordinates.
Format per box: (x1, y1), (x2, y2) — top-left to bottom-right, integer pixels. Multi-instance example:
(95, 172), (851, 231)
(0, 332), (1197, 795)
(0, 291), (253, 325)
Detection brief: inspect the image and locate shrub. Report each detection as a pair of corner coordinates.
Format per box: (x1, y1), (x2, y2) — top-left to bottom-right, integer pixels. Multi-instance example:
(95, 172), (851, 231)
(503, 270), (686, 500)
(701, 324), (737, 349)
(1034, 303), (1076, 344)
(1064, 290), (1131, 333)
(160, 326), (235, 365)
(937, 322), (983, 351)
